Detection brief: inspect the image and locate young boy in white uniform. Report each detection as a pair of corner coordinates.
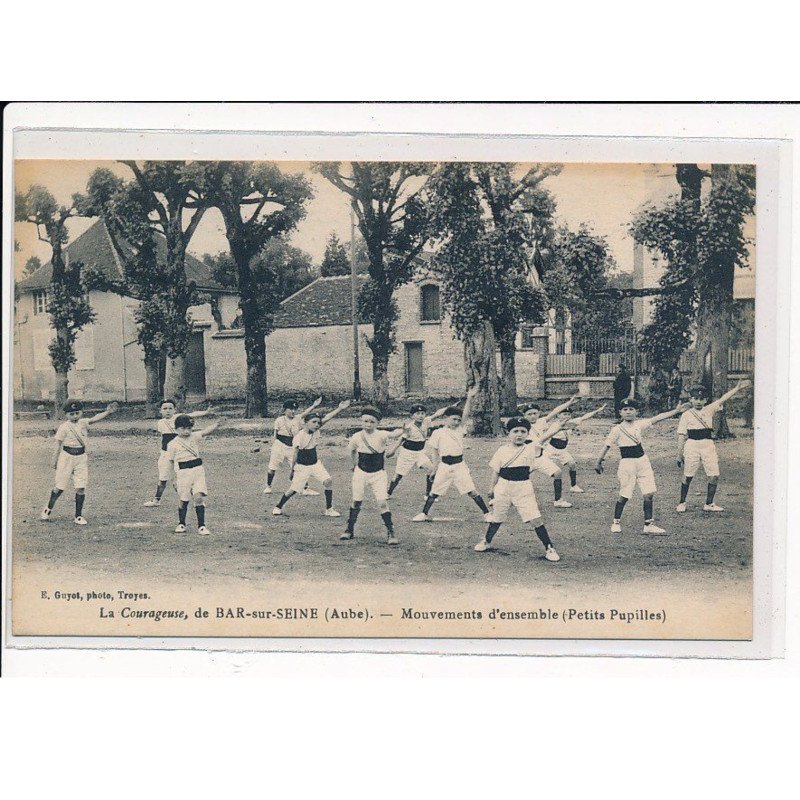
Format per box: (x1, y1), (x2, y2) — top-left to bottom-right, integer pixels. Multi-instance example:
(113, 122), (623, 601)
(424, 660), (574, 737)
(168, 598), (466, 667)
(263, 397), (322, 495)
(386, 403), (447, 498)
(474, 417), (560, 561)
(41, 400), (119, 525)
(676, 379), (750, 513)
(595, 398), (689, 535)
(144, 399), (214, 507)
(341, 408), (404, 545)
(272, 400), (351, 518)
(167, 413), (221, 535)
(412, 407), (491, 523)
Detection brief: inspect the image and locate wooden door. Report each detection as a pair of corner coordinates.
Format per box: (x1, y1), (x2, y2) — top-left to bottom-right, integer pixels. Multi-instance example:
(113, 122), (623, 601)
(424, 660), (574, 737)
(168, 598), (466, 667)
(405, 342), (423, 394)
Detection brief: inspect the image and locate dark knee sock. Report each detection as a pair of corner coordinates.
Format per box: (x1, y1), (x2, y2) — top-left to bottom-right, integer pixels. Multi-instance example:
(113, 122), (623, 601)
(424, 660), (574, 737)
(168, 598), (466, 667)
(643, 497), (654, 522)
(706, 482), (718, 505)
(267, 470), (275, 487)
(614, 497), (628, 520)
(75, 492), (85, 518)
(155, 480), (167, 500)
(472, 494), (490, 514)
(47, 489), (63, 510)
(425, 474), (434, 495)
(324, 489), (333, 509)
(484, 522), (502, 543)
(346, 501), (362, 532)
(680, 477), (692, 504)
(569, 468), (577, 487)
(534, 524), (552, 548)
(554, 478), (563, 501)
(276, 492), (293, 509)
(387, 475), (402, 495)
(422, 494), (437, 515)
(381, 511), (394, 533)
(195, 504), (206, 527)
(179, 501), (189, 525)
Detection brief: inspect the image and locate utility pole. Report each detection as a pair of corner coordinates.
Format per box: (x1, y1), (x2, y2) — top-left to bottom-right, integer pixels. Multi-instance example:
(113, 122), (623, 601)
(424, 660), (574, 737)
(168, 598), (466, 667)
(350, 208), (362, 401)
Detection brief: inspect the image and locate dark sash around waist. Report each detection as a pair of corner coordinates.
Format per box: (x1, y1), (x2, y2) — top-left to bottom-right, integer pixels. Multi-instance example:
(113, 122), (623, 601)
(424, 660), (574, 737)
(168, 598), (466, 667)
(62, 445), (86, 456)
(402, 439), (425, 452)
(161, 432), (177, 451)
(549, 437), (568, 450)
(178, 458), (203, 469)
(296, 448), (318, 466)
(358, 452), (385, 473)
(687, 429), (712, 441)
(619, 444), (645, 459)
(499, 466), (531, 481)
(276, 433), (294, 447)
(441, 454), (463, 465)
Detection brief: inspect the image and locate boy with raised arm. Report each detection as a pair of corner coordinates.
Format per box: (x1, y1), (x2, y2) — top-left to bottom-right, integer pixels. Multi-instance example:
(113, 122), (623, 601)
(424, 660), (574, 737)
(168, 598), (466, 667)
(595, 398), (690, 535)
(676, 379), (751, 513)
(386, 403), (448, 498)
(41, 400), (119, 526)
(272, 400), (351, 518)
(263, 396), (322, 495)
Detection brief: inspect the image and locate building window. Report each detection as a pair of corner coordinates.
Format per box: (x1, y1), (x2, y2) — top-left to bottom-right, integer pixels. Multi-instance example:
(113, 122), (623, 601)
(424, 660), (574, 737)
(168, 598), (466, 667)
(520, 326), (535, 349)
(420, 284), (441, 322)
(33, 290), (48, 315)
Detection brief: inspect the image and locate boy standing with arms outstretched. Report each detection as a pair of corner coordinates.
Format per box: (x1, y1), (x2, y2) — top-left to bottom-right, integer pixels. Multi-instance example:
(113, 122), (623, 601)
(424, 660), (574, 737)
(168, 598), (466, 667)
(41, 400), (119, 525)
(272, 400), (351, 518)
(341, 408), (404, 545)
(676, 379), (751, 513)
(595, 398), (690, 535)
(144, 399), (214, 507)
(386, 403), (447, 498)
(263, 397), (322, 495)
(474, 417), (560, 561)
(167, 413), (221, 535)
(412, 407), (492, 523)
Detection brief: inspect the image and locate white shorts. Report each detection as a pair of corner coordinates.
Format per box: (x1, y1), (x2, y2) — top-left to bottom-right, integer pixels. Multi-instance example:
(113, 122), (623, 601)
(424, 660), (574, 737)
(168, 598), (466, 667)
(683, 439), (720, 478)
(158, 451), (175, 482)
(491, 479), (541, 524)
(617, 455), (657, 499)
(290, 461), (331, 493)
(533, 455), (561, 477)
(268, 440), (293, 471)
(55, 451), (88, 491)
(352, 468), (389, 503)
(395, 447), (433, 477)
(544, 445), (576, 467)
(176, 465), (209, 501)
(431, 460), (476, 496)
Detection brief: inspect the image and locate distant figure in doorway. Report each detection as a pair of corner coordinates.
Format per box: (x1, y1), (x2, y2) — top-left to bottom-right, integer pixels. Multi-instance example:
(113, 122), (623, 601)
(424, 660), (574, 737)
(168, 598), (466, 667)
(613, 363), (632, 419)
(667, 367), (684, 409)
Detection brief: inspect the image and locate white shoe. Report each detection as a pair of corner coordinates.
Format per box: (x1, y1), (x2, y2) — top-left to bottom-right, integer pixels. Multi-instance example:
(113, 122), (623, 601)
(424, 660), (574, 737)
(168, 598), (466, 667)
(642, 523), (669, 535)
(143, 499), (161, 507)
(324, 509), (341, 517)
(302, 488), (320, 496)
(262, 486), (273, 494)
(483, 513), (493, 522)
(545, 545), (561, 562)
(272, 507), (284, 516)
(553, 499), (573, 508)
(569, 485), (585, 494)
(197, 526), (210, 536)
(610, 521), (622, 533)
(339, 531), (354, 541)
(40, 508), (51, 521)
(174, 524), (186, 533)
(474, 540), (492, 552)
(703, 503), (724, 513)
(412, 512), (432, 523)
(386, 534), (399, 546)
(74, 516), (88, 526)
(676, 503), (687, 513)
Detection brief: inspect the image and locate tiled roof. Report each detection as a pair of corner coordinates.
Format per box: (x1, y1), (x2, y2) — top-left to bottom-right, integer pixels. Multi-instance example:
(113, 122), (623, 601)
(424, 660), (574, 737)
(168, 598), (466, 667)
(273, 275), (369, 328)
(17, 219), (230, 293)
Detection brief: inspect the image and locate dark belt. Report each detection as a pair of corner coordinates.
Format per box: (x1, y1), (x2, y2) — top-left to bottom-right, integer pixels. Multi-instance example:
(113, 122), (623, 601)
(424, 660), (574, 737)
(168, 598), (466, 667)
(499, 466), (531, 481)
(62, 445), (85, 456)
(402, 439), (426, 452)
(441, 454), (463, 465)
(296, 448), (318, 466)
(687, 429), (713, 440)
(161, 432), (177, 451)
(178, 458), (203, 469)
(549, 437), (568, 450)
(619, 444), (645, 459)
(276, 433), (294, 447)
(358, 452), (385, 473)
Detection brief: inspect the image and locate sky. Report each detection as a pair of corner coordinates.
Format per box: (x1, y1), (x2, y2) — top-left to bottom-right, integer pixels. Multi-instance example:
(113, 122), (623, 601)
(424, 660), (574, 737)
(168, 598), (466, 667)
(12, 160), (715, 279)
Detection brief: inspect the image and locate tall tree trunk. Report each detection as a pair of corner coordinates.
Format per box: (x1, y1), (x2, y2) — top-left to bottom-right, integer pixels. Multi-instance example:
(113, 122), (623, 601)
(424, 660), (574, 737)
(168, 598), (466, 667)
(165, 355), (187, 409)
(243, 326), (268, 418)
(370, 297), (393, 412)
(53, 365), (69, 419)
(499, 338), (518, 414)
(462, 321), (502, 436)
(144, 355), (162, 418)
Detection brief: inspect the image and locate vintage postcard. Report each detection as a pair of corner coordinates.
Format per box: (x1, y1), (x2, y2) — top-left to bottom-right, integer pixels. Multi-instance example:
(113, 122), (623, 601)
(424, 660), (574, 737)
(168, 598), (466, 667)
(2, 107), (787, 657)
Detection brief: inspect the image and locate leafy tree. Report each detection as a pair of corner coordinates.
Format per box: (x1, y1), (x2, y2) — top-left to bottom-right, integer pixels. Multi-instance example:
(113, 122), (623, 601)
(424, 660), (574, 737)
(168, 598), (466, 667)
(314, 162), (431, 411)
(15, 186), (94, 416)
(204, 162), (313, 417)
(319, 232), (350, 276)
(23, 255), (42, 276)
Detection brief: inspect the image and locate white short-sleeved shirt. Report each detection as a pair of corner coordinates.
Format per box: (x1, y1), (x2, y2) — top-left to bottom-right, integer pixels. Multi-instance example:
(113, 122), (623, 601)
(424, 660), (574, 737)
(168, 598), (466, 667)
(604, 419), (653, 450)
(403, 420), (428, 443)
(489, 443), (538, 474)
(55, 419), (90, 449)
(167, 432), (203, 466)
(348, 430), (392, 454)
(157, 417), (178, 451)
(677, 406), (717, 435)
(274, 414), (303, 439)
(293, 429), (320, 452)
(429, 426), (465, 458)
